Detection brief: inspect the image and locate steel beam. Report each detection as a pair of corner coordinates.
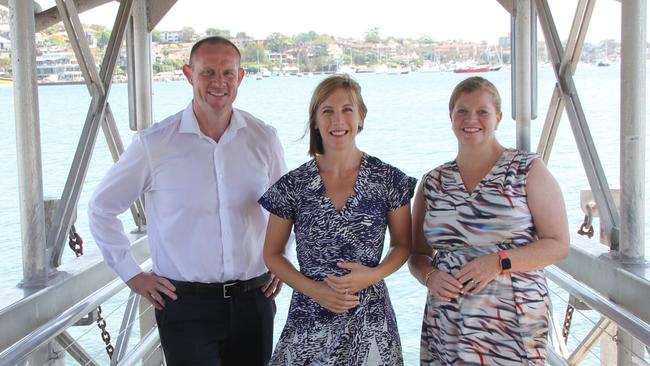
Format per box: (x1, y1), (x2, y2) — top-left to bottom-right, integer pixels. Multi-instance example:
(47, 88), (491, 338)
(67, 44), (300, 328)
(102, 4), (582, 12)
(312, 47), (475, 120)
(132, 0), (153, 131)
(147, 0), (176, 31)
(535, 0), (621, 249)
(115, 327), (160, 366)
(551, 235), (650, 336)
(47, 0), (135, 268)
(10, 0), (47, 288)
(513, 0), (532, 151)
(536, 0), (596, 162)
(110, 291), (140, 365)
(567, 317), (614, 364)
(620, 0), (646, 263)
(55, 331), (100, 366)
(34, 0), (114, 32)
(0, 236), (150, 355)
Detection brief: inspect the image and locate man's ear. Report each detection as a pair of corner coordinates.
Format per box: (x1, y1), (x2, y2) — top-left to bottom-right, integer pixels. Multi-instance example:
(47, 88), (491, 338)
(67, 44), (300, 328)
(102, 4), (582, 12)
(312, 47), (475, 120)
(182, 64), (193, 84)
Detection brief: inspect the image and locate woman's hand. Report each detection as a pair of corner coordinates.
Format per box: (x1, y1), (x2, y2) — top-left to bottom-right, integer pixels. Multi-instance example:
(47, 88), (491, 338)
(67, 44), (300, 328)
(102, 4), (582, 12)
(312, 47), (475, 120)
(454, 253), (501, 294)
(425, 269), (462, 302)
(309, 280), (360, 313)
(324, 262), (379, 295)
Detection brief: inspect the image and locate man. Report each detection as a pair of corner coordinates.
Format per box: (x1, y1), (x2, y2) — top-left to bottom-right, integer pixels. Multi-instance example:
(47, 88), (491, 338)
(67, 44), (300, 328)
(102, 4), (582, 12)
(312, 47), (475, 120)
(88, 36), (286, 365)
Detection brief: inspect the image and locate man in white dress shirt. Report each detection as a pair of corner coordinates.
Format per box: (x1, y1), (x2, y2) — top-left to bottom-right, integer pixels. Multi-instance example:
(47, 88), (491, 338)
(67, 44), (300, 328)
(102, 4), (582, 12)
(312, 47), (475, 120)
(88, 36), (287, 365)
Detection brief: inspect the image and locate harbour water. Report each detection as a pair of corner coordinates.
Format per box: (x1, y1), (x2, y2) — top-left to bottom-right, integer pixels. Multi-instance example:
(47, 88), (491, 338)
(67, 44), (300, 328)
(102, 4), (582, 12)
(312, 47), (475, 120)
(0, 65), (647, 364)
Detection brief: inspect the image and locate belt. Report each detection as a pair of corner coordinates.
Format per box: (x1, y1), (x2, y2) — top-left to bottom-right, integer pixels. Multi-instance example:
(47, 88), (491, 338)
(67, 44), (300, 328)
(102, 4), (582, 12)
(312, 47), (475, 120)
(169, 273), (270, 299)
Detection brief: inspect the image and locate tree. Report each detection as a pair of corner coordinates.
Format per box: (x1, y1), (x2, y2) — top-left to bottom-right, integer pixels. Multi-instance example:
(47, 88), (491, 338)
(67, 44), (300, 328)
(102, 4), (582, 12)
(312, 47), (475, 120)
(293, 31), (319, 44)
(364, 27), (381, 43)
(179, 27), (196, 42)
(152, 29), (163, 43)
(265, 32), (293, 53)
(206, 28), (230, 38)
(241, 43), (269, 65)
(95, 29), (111, 48)
(0, 57), (10, 72)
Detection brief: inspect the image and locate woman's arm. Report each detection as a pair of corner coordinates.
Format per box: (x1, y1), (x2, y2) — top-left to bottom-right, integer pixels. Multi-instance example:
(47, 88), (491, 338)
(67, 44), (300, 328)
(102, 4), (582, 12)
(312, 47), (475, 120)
(263, 214), (359, 313)
(408, 180), (462, 301)
(326, 203), (413, 293)
(455, 158), (570, 293)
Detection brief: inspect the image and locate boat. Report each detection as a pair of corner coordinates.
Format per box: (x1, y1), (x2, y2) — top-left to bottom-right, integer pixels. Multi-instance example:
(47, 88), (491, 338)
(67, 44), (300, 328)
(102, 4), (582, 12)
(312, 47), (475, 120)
(1, 1), (649, 365)
(354, 67), (373, 73)
(453, 64), (491, 73)
(597, 59), (612, 67)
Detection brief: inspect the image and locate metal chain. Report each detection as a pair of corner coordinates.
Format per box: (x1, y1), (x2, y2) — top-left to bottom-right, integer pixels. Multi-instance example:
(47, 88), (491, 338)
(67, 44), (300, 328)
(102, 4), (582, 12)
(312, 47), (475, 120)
(96, 306), (114, 358)
(562, 304), (574, 344)
(68, 227), (114, 358)
(68, 225), (84, 257)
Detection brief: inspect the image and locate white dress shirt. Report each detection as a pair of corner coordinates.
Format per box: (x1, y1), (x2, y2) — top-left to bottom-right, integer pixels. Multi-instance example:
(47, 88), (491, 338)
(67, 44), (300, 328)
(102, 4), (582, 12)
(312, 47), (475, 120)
(88, 103), (287, 283)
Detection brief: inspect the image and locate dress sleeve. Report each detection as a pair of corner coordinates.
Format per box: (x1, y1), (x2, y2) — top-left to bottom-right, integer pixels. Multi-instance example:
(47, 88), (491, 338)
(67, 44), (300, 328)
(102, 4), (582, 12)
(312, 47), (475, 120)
(258, 172), (297, 220)
(386, 166), (417, 211)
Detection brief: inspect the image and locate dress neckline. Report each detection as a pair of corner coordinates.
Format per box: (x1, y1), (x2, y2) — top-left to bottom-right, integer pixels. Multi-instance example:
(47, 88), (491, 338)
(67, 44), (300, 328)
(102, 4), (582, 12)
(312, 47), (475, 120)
(451, 148), (510, 198)
(313, 152), (367, 214)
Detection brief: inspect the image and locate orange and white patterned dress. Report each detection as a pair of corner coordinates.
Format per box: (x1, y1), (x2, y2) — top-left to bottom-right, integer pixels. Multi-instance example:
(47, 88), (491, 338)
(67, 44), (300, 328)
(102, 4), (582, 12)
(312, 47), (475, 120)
(420, 149), (549, 366)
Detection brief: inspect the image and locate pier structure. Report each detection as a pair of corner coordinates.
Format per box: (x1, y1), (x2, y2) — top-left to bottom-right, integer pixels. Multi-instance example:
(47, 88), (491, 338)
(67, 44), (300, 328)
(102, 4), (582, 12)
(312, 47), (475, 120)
(0, 0), (648, 365)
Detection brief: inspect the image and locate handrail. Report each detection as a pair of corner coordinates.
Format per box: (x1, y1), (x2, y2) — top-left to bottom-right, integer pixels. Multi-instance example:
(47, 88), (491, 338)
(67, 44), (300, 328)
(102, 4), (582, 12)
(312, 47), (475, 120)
(546, 265), (650, 347)
(116, 327), (160, 366)
(0, 260), (151, 366)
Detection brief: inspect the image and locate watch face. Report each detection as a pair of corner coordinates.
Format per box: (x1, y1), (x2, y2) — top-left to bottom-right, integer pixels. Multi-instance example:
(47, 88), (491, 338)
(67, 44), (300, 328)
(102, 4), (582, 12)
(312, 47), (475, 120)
(501, 258), (512, 270)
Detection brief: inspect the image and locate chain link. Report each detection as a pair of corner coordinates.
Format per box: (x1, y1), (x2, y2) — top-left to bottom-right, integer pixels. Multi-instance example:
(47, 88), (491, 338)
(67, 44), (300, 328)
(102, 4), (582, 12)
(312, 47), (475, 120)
(562, 304), (575, 344)
(96, 305), (114, 359)
(68, 225), (84, 257)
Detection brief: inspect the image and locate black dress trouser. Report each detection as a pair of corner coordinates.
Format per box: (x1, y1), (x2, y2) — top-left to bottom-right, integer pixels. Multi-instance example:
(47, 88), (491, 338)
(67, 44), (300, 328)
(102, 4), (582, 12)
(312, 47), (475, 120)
(154, 281), (275, 366)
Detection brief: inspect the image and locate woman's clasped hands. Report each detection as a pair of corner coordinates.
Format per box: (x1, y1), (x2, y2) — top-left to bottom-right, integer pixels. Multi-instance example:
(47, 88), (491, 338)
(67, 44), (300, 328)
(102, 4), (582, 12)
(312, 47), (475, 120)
(426, 253), (501, 302)
(310, 261), (378, 313)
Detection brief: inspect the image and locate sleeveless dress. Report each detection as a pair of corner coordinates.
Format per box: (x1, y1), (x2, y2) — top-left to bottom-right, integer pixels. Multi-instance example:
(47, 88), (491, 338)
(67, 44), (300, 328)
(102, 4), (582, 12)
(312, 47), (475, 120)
(259, 153), (416, 366)
(420, 149), (549, 366)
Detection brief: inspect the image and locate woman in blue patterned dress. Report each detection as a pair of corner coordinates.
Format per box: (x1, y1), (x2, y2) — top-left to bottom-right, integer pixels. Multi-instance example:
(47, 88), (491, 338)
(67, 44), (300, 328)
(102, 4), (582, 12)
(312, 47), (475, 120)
(259, 74), (416, 365)
(409, 76), (569, 365)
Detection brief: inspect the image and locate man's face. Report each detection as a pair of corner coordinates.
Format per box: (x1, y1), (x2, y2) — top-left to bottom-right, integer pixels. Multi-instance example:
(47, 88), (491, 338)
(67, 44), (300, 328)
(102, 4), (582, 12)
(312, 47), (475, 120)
(182, 43), (244, 117)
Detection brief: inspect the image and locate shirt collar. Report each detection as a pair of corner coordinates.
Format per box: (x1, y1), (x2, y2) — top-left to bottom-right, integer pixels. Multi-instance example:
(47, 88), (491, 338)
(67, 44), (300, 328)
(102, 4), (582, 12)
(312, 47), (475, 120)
(178, 102), (246, 140)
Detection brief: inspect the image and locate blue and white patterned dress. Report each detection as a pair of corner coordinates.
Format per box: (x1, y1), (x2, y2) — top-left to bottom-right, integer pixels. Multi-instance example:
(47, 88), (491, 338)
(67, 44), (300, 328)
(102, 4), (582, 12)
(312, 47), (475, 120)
(420, 148), (549, 366)
(259, 153), (416, 366)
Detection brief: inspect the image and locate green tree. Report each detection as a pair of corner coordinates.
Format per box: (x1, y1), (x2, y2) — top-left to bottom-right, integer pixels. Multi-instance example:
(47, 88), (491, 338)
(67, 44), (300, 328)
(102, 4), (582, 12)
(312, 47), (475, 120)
(313, 34), (336, 45)
(241, 43), (269, 65)
(265, 32), (294, 53)
(0, 57), (10, 72)
(153, 59), (184, 74)
(364, 27), (381, 43)
(49, 34), (66, 46)
(206, 27), (230, 37)
(179, 27), (196, 42)
(293, 31), (319, 44)
(152, 29), (163, 43)
(95, 29), (111, 48)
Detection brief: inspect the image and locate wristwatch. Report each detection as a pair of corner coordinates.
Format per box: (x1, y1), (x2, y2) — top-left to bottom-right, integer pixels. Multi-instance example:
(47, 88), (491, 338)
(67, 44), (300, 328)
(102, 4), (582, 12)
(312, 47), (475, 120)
(498, 250), (511, 273)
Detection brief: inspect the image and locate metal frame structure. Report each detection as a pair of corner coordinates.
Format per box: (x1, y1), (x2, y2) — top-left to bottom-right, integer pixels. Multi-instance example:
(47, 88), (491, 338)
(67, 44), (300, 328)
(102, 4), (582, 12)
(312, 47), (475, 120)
(0, 0), (648, 365)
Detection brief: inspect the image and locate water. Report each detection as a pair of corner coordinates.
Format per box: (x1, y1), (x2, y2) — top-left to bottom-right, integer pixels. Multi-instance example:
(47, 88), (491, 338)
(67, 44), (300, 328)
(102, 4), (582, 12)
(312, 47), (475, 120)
(1, 65), (647, 364)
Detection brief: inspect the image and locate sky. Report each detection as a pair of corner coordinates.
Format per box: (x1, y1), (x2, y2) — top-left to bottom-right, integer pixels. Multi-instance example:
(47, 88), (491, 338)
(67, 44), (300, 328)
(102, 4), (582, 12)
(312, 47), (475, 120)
(36, 0), (630, 44)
